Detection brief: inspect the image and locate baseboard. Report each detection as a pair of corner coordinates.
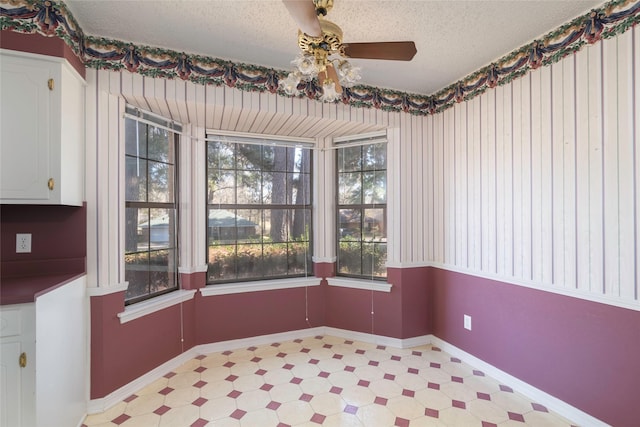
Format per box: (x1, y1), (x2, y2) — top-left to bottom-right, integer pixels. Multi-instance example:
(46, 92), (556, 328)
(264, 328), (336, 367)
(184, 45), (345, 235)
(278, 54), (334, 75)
(87, 347), (200, 414)
(428, 335), (609, 427)
(324, 327), (431, 349)
(197, 327), (326, 355)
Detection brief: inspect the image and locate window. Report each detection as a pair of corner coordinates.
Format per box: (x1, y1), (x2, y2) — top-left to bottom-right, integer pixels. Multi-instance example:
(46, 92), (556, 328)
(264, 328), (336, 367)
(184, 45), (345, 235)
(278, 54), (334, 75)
(206, 136), (312, 283)
(124, 108), (179, 304)
(336, 141), (387, 279)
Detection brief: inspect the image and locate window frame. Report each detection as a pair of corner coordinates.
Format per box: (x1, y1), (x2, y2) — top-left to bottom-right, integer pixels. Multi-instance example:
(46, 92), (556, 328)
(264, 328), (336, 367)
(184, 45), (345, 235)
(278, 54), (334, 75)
(123, 106), (181, 305)
(205, 133), (314, 285)
(335, 137), (388, 280)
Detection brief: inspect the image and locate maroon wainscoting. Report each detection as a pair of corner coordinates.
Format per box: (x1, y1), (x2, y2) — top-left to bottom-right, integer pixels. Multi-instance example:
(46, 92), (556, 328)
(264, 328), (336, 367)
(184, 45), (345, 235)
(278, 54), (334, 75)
(388, 266), (432, 338)
(180, 271), (206, 290)
(429, 267), (640, 427)
(196, 285), (326, 345)
(314, 262), (335, 278)
(0, 204), (86, 279)
(90, 291), (187, 399)
(0, 30), (86, 78)
(325, 285), (382, 335)
(324, 267), (431, 339)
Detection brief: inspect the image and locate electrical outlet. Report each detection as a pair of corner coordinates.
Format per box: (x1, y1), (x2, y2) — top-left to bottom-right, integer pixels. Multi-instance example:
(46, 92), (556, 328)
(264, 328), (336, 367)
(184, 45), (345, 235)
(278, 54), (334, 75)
(16, 233), (32, 253)
(464, 314), (472, 331)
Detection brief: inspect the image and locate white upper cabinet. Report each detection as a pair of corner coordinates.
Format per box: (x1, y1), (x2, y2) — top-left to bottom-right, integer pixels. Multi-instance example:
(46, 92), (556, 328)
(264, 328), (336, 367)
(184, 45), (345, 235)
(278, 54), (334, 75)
(0, 50), (85, 206)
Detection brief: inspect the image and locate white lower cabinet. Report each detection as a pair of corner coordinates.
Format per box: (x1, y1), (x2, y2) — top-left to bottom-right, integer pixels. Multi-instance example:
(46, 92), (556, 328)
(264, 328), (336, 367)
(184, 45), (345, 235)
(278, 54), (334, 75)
(0, 276), (87, 427)
(0, 304), (36, 427)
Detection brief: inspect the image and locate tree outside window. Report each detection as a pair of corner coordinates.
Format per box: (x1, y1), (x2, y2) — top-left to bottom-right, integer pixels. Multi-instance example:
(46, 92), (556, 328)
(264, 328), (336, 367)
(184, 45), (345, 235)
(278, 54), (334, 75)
(124, 114), (179, 304)
(337, 143), (387, 279)
(206, 138), (312, 283)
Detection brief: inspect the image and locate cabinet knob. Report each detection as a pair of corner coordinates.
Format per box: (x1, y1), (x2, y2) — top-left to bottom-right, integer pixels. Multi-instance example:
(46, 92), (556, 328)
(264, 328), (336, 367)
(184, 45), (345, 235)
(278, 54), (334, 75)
(19, 352), (27, 368)
(48, 178), (55, 190)
(48, 78), (54, 91)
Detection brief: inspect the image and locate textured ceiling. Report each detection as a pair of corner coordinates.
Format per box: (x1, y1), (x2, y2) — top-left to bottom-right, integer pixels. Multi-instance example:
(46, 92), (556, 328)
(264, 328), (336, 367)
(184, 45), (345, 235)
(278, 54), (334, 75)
(65, 0), (604, 95)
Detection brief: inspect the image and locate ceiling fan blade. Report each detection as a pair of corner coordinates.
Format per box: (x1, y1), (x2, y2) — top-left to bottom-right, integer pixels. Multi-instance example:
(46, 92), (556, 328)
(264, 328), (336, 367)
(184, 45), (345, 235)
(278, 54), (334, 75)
(282, 0), (322, 37)
(342, 41), (417, 61)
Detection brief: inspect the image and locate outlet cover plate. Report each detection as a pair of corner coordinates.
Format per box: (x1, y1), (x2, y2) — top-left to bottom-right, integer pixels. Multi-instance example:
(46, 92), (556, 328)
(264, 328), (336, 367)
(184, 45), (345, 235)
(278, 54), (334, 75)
(464, 314), (472, 331)
(16, 233), (32, 253)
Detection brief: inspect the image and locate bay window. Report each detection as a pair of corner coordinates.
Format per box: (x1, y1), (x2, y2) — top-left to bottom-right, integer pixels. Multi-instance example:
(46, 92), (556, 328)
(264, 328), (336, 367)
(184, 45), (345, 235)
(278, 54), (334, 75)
(206, 135), (313, 283)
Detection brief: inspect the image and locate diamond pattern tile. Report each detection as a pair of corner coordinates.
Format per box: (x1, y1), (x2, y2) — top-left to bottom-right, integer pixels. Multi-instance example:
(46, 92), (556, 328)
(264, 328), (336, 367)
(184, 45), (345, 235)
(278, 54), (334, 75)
(192, 397), (208, 407)
(83, 335), (579, 427)
(111, 414), (130, 425)
(153, 405), (171, 415)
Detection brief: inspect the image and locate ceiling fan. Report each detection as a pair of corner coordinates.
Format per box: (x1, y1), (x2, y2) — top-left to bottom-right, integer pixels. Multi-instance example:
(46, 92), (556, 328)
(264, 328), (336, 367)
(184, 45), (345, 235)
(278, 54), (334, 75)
(281, 0), (417, 101)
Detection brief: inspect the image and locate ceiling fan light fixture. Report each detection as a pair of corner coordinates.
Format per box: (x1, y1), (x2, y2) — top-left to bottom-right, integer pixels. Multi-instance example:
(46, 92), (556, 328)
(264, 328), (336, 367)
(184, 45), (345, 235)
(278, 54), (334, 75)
(282, 0), (415, 102)
(320, 78), (340, 102)
(335, 60), (361, 87)
(280, 71), (303, 95)
(292, 53), (320, 78)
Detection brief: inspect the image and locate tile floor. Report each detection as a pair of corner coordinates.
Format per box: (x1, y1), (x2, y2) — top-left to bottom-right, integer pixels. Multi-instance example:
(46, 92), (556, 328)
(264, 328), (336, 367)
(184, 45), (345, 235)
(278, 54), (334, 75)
(83, 335), (577, 427)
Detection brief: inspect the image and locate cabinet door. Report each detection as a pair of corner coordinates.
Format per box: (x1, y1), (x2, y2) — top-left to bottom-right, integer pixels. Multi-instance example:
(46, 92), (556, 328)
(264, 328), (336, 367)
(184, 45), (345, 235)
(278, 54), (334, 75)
(0, 55), (53, 201)
(0, 341), (22, 427)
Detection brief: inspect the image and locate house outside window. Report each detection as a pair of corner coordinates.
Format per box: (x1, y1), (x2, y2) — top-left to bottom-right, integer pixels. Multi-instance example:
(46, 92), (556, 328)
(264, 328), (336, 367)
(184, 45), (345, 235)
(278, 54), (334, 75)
(206, 135), (313, 283)
(336, 140), (387, 279)
(124, 107), (180, 304)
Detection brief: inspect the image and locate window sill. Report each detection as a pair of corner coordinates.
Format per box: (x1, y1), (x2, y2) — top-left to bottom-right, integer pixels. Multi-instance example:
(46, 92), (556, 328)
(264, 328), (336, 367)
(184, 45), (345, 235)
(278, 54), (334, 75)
(200, 277), (320, 296)
(327, 277), (393, 293)
(118, 289), (197, 324)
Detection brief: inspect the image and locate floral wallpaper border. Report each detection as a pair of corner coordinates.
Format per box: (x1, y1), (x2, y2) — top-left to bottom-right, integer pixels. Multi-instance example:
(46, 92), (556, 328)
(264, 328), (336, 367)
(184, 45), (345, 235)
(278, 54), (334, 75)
(1, 0), (639, 115)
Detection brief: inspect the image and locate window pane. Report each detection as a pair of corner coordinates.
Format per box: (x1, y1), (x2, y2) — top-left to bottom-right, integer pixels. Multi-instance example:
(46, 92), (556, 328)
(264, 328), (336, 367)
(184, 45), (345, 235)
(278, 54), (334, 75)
(237, 170), (262, 204)
(339, 209), (361, 240)
(265, 208), (289, 243)
(338, 240), (361, 275)
(125, 207), (148, 253)
(208, 209), (238, 242)
(209, 171), (235, 204)
(125, 118), (147, 158)
(288, 240), (312, 275)
(364, 208), (386, 241)
(237, 144), (263, 170)
(288, 172), (311, 205)
(147, 127), (172, 162)
(148, 249), (177, 292)
(208, 141), (234, 170)
(363, 143), (387, 170)
(148, 208), (175, 249)
(124, 115), (178, 305)
(266, 172), (287, 204)
(338, 172), (362, 204)
(125, 251), (149, 301)
(237, 244), (262, 279)
(363, 171), (386, 204)
(362, 243), (387, 277)
(236, 209), (261, 242)
(271, 146), (290, 172)
(262, 243), (289, 277)
(149, 162), (174, 203)
(207, 139), (312, 283)
(338, 146), (362, 172)
(125, 156), (147, 202)
(336, 142), (386, 280)
(290, 209), (311, 241)
(207, 244), (236, 281)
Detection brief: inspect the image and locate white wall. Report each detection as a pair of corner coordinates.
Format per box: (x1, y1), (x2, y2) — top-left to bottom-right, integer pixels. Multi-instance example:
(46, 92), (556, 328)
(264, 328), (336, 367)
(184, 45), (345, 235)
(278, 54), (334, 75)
(84, 27), (640, 312)
(418, 28), (639, 310)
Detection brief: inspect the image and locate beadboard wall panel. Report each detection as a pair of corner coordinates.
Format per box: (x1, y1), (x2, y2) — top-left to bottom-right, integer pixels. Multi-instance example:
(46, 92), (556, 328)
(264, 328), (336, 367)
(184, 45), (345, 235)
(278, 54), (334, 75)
(426, 29), (639, 308)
